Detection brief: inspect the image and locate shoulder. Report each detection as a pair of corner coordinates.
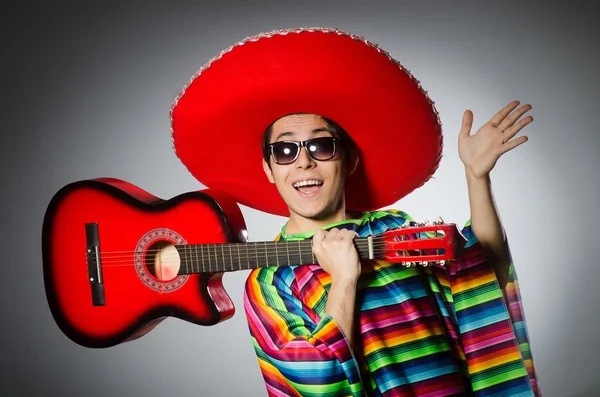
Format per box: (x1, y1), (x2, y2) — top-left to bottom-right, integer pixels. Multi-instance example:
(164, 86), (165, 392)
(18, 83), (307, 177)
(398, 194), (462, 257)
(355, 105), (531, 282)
(351, 209), (414, 236)
(361, 209), (414, 222)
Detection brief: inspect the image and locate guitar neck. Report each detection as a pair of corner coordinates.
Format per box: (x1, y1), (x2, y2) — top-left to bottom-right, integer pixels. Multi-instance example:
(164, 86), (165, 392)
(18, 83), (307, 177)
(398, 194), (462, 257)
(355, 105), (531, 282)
(175, 238), (376, 274)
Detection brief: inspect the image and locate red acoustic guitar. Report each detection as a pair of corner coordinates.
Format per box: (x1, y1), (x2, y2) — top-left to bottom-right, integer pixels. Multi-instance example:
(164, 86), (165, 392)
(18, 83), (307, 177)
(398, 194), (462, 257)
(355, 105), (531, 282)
(42, 178), (465, 348)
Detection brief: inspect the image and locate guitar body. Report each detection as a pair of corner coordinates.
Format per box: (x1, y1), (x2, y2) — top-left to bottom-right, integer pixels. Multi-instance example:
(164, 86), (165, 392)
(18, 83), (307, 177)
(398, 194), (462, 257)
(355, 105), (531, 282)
(42, 178), (247, 348)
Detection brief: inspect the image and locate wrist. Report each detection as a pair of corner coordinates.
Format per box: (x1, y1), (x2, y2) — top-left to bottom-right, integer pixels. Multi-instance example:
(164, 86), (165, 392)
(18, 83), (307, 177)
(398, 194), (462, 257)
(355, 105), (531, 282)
(330, 273), (359, 288)
(465, 166), (490, 184)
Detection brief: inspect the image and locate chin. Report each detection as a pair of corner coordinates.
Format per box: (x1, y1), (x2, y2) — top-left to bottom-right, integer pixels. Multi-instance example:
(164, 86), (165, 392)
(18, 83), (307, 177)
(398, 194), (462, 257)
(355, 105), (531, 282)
(289, 200), (342, 222)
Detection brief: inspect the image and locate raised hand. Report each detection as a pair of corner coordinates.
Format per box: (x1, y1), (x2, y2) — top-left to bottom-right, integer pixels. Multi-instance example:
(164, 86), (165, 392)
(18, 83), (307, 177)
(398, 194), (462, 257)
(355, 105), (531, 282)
(458, 100), (533, 179)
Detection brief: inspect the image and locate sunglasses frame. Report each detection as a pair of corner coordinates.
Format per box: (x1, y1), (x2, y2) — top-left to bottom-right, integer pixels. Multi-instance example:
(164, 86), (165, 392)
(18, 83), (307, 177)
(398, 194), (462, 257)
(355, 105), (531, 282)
(269, 137), (339, 165)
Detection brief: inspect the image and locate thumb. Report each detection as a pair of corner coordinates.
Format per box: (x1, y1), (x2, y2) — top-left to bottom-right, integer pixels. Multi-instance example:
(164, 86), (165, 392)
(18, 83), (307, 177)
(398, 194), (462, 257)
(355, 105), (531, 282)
(459, 109), (473, 139)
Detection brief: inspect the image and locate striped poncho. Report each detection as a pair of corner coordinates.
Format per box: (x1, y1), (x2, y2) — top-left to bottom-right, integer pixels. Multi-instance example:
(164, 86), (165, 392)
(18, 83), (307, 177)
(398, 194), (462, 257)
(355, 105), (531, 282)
(243, 210), (541, 396)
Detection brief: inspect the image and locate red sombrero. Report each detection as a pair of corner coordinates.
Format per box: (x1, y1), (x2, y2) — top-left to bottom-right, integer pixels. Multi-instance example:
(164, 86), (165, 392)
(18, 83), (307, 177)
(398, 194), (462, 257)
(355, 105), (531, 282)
(170, 27), (442, 217)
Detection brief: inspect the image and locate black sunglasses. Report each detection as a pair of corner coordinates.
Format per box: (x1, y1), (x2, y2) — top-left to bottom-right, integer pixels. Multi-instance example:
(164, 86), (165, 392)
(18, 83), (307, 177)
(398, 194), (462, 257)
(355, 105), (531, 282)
(269, 137), (339, 165)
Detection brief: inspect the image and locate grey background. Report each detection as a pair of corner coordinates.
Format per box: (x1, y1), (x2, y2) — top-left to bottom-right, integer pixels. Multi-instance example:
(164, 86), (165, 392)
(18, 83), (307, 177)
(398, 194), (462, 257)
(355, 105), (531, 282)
(2, 1), (598, 396)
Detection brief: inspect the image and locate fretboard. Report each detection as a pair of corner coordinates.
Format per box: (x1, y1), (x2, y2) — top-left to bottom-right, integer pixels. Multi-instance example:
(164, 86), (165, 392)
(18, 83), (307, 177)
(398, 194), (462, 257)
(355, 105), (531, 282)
(175, 238), (376, 274)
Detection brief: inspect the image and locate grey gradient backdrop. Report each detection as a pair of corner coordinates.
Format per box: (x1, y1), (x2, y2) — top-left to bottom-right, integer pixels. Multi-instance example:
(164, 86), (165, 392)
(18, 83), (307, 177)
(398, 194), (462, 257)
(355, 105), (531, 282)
(2, 1), (599, 396)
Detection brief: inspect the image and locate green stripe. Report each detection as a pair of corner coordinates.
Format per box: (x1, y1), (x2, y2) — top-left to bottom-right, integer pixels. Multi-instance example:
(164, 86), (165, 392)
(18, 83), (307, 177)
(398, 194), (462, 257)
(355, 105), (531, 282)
(368, 341), (450, 370)
(471, 360), (528, 390)
(455, 284), (504, 311)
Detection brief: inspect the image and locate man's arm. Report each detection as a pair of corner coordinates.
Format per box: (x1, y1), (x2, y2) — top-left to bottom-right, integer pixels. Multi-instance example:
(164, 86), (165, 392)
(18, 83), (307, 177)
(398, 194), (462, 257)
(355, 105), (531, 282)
(458, 100), (533, 288)
(465, 171), (510, 287)
(312, 228), (360, 348)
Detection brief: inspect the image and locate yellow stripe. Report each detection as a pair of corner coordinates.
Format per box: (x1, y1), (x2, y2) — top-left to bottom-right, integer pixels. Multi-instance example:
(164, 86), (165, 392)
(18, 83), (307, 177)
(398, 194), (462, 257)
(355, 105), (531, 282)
(469, 350), (523, 374)
(452, 271), (496, 294)
(363, 327), (443, 355)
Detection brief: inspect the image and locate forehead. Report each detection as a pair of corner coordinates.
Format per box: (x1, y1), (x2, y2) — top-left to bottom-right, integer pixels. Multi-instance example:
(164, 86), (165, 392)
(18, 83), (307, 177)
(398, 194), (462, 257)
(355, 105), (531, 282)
(270, 114), (331, 141)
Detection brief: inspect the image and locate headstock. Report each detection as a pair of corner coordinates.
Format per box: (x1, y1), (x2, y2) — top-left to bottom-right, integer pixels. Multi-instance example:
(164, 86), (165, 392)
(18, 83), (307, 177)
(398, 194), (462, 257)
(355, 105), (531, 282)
(380, 218), (466, 267)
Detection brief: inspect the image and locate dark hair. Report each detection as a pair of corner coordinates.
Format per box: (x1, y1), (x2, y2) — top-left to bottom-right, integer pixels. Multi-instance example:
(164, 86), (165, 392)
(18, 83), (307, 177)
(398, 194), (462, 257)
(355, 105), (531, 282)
(262, 114), (357, 168)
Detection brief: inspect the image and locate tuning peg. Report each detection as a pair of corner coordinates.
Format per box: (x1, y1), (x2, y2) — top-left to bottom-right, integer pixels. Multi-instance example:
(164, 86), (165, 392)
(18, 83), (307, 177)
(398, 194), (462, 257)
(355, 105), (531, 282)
(433, 217), (444, 225)
(422, 261), (429, 267)
(404, 261), (413, 267)
(439, 260), (446, 266)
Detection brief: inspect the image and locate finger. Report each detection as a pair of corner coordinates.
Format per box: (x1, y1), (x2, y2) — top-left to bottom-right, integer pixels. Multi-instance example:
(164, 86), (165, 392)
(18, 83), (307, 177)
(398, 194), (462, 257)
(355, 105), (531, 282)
(327, 228), (339, 240)
(498, 104), (532, 131)
(458, 110), (473, 139)
(489, 100), (520, 127)
(503, 115), (534, 141)
(339, 228), (357, 241)
(501, 136), (528, 154)
(312, 229), (325, 250)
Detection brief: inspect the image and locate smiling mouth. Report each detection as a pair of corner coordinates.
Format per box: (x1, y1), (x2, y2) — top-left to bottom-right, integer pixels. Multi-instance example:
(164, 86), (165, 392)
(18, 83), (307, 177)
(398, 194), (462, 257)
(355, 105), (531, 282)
(293, 180), (323, 194)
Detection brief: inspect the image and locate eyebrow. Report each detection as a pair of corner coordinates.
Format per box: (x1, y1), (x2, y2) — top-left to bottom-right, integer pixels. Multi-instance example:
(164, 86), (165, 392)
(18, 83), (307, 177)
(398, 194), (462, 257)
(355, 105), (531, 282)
(274, 127), (332, 141)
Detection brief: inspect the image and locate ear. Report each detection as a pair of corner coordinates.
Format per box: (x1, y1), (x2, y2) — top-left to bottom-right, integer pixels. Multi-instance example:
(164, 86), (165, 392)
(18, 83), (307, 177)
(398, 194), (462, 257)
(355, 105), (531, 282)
(347, 150), (359, 176)
(262, 158), (275, 184)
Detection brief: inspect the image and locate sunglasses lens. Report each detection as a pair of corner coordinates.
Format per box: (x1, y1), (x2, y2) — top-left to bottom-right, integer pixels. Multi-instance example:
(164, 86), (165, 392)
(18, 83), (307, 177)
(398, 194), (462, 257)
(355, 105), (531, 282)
(271, 142), (300, 164)
(307, 137), (336, 161)
(270, 138), (337, 164)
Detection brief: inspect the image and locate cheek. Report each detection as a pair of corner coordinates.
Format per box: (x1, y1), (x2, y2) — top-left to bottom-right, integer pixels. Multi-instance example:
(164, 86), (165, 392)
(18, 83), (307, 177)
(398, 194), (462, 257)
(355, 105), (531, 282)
(271, 168), (289, 187)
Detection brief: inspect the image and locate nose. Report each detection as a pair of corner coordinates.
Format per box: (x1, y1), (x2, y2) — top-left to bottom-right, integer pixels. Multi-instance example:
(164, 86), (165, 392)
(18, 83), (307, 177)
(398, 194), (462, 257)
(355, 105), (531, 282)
(295, 146), (316, 169)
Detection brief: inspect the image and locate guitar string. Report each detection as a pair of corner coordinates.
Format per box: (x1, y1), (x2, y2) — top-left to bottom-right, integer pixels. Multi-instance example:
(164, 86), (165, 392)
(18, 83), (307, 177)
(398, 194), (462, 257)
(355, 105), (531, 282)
(94, 244), (444, 263)
(82, 227), (448, 256)
(92, 236), (446, 266)
(96, 248), (447, 268)
(90, 232), (445, 257)
(80, 228), (449, 268)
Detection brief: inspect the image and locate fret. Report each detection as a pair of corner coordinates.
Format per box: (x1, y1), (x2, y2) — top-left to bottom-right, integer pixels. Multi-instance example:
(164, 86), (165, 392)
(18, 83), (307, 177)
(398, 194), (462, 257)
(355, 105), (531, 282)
(241, 243), (247, 269)
(183, 247), (189, 275)
(286, 241), (290, 267)
(311, 240), (315, 264)
(220, 244), (226, 271)
(207, 245), (212, 272)
(191, 247), (195, 273)
(255, 242), (259, 269)
(274, 241), (280, 267)
(218, 244), (223, 272)
(298, 240), (302, 265)
(228, 243), (234, 271)
(246, 244), (253, 269)
(244, 243), (250, 269)
(215, 244), (221, 272)
(264, 241), (268, 267)
(200, 245), (205, 272)
(237, 243), (242, 270)
(191, 245), (196, 273)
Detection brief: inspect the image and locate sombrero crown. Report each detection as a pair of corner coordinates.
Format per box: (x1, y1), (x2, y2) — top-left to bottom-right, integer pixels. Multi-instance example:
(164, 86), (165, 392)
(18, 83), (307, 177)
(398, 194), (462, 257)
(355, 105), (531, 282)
(170, 27), (442, 216)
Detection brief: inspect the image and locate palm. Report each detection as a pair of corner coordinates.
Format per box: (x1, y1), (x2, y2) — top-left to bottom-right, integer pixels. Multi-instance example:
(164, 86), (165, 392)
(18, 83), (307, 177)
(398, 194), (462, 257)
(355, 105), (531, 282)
(458, 101), (533, 178)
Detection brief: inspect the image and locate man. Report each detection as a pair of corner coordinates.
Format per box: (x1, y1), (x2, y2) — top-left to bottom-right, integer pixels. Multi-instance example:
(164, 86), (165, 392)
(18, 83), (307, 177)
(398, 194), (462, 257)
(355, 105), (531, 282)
(170, 27), (541, 396)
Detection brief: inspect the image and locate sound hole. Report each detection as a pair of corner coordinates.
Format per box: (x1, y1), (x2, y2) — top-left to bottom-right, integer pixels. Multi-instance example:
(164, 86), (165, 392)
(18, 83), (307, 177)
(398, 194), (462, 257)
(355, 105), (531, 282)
(145, 240), (181, 281)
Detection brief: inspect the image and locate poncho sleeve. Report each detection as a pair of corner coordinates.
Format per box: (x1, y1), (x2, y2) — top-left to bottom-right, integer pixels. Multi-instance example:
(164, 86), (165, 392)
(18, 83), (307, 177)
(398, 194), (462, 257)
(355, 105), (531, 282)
(244, 266), (366, 396)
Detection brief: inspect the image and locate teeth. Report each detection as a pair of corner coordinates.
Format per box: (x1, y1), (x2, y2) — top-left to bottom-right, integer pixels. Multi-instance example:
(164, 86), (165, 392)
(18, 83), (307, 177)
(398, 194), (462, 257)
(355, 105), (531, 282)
(293, 180), (322, 188)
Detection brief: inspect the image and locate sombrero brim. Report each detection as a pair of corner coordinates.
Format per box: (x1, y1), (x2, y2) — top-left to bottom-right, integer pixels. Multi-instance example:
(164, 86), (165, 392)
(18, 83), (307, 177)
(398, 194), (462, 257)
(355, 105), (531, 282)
(170, 27), (442, 217)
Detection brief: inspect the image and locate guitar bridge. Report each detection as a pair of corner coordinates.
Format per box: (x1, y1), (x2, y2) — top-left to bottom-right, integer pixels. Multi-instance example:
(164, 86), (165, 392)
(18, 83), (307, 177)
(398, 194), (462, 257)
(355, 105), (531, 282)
(85, 223), (106, 306)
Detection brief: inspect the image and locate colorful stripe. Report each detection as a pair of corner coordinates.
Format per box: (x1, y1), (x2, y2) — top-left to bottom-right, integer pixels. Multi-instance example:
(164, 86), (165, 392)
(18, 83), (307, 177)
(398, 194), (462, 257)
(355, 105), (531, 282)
(243, 210), (541, 396)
